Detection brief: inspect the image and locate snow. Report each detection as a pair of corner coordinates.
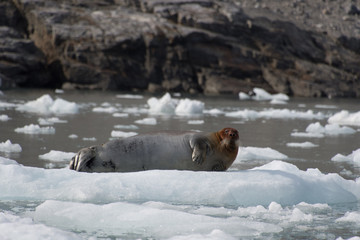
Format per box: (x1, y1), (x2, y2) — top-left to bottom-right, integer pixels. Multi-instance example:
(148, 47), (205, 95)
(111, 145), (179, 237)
(111, 130), (138, 138)
(225, 108), (324, 120)
(14, 124), (55, 134)
(39, 150), (76, 162)
(0, 140), (22, 153)
(0, 114), (10, 121)
(291, 122), (356, 138)
(135, 117), (157, 125)
(328, 110), (360, 126)
(286, 142), (318, 148)
(332, 148), (360, 165)
(147, 93), (204, 115)
(0, 212), (81, 240)
(16, 94), (79, 115)
(235, 147), (288, 162)
(239, 88), (289, 102)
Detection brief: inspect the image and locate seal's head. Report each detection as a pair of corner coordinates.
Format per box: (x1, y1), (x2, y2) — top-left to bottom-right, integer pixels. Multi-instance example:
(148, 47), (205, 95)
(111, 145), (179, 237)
(217, 127), (240, 151)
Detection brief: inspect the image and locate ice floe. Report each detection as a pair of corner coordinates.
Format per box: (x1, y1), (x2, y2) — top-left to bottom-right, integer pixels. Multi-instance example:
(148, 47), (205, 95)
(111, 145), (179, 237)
(239, 88), (289, 102)
(332, 148), (360, 165)
(235, 147), (288, 162)
(147, 93), (204, 115)
(39, 150), (76, 162)
(14, 124), (55, 135)
(286, 142), (318, 148)
(187, 120), (205, 125)
(225, 108), (324, 120)
(291, 122), (356, 138)
(0, 140), (22, 153)
(92, 106), (118, 113)
(0, 212), (81, 240)
(114, 124), (138, 130)
(328, 110), (360, 126)
(0, 157), (359, 207)
(111, 130), (138, 138)
(116, 94), (144, 99)
(68, 134), (78, 139)
(82, 137), (97, 141)
(16, 94), (79, 115)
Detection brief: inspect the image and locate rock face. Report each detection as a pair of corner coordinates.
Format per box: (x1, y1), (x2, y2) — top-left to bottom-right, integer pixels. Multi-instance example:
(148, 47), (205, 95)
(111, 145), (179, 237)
(0, 0), (359, 97)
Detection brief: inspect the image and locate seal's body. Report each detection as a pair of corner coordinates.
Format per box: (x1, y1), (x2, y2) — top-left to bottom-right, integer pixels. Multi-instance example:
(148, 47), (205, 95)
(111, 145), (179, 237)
(69, 128), (240, 172)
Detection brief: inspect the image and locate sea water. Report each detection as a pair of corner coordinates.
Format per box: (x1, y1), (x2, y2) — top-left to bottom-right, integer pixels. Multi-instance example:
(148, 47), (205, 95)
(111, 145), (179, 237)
(0, 89), (360, 239)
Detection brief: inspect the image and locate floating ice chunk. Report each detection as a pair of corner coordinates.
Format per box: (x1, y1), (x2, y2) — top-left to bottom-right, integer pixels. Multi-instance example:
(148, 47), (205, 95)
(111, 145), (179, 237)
(16, 94), (79, 115)
(38, 117), (68, 125)
(0, 212), (81, 240)
(14, 124), (55, 134)
(92, 106), (117, 113)
(270, 99), (288, 105)
(286, 142), (318, 148)
(239, 92), (250, 100)
(111, 130), (138, 138)
(336, 211), (360, 224)
(204, 108), (224, 115)
(289, 208), (313, 222)
(135, 117), (157, 125)
(239, 88), (289, 102)
(147, 93), (204, 115)
(34, 200), (281, 239)
(116, 94), (144, 99)
(112, 112), (129, 118)
(0, 140), (22, 153)
(82, 137), (97, 141)
(0, 101), (18, 109)
(235, 147), (288, 162)
(114, 124), (138, 130)
(187, 120), (204, 125)
(328, 110), (360, 126)
(0, 114), (10, 121)
(168, 229), (238, 240)
(68, 134), (78, 139)
(292, 122), (356, 138)
(315, 104), (337, 109)
(175, 98), (204, 115)
(55, 89), (64, 94)
(39, 150), (76, 162)
(226, 109), (324, 120)
(148, 93), (178, 114)
(331, 149), (360, 165)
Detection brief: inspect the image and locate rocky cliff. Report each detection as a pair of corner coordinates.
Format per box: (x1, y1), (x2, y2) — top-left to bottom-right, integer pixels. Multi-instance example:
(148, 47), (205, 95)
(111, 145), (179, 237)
(1, 0), (359, 97)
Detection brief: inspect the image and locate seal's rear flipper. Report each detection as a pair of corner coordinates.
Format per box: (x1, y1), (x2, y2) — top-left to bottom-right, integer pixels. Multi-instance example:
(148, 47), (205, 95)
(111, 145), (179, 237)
(69, 147), (96, 171)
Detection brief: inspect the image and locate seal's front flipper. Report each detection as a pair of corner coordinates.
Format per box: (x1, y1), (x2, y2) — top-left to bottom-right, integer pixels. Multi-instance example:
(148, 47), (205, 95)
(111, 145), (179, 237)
(190, 136), (210, 165)
(69, 146), (97, 172)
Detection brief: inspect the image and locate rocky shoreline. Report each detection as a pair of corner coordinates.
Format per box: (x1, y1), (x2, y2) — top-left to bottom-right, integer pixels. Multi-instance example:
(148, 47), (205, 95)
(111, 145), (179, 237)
(0, 0), (359, 97)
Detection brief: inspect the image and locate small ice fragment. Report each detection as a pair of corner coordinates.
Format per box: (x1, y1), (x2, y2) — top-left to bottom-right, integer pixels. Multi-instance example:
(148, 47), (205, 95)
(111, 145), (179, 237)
(39, 150), (76, 162)
(135, 117), (157, 125)
(14, 124), (55, 134)
(111, 131), (138, 138)
(0, 140), (22, 153)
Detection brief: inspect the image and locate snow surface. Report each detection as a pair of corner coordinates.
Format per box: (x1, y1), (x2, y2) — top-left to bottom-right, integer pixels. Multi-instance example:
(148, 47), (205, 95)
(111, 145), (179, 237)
(147, 93), (204, 115)
(225, 108), (324, 120)
(0, 140), (22, 153)
(16, 94), (79, 115)
(328, 110), (360, 126)
(239, 88), (289, 102)
(39, 150), (76, 162)
(332, 148), (360, 165)
(14, 124), (55, 135)
(291, 122), (356, 138)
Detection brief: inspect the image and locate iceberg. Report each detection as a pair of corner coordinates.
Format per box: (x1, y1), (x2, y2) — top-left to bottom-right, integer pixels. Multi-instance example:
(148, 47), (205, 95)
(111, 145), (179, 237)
(16, 94), (79, 115)
(0, 140), (22, 153)
(328, 110), (360, 126)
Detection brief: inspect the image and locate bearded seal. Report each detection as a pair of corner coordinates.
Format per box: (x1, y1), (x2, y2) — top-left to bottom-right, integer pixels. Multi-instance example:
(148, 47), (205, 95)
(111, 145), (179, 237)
(69, 127), (240, 172)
